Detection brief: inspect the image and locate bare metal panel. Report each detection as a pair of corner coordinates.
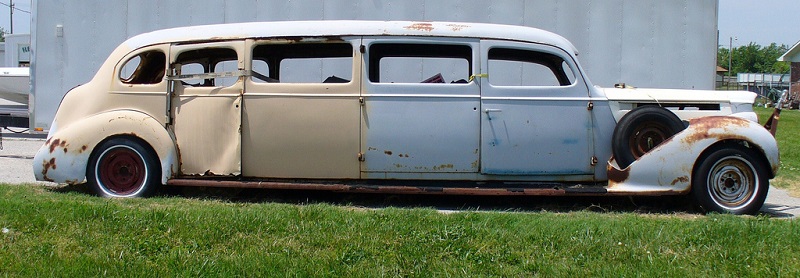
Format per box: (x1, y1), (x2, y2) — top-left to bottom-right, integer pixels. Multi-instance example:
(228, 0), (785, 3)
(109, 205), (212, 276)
(169, 41), (244, 176)
(31, 0), (718, 132)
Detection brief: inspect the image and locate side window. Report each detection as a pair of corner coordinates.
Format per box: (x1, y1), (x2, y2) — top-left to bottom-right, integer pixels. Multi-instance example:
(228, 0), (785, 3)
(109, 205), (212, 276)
(251, 43), (353, 83)
(487, 48), (575, 86)
(175, 48), (239, 87)
(368, 43), (472, 84)
(119, 50), (166, 84)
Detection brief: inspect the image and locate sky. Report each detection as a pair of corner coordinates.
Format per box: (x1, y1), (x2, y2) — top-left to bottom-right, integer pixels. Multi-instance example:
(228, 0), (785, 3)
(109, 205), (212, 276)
(0, 0), (798, 48)
(719, 0), (800, 48)
(0, 0), (30, 35)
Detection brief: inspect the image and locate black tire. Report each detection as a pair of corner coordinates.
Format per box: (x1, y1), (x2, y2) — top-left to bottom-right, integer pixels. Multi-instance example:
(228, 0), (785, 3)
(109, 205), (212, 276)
(691, 145), (769, 215)
(612, 106), (685, 168)
(87, 137), (160, 198)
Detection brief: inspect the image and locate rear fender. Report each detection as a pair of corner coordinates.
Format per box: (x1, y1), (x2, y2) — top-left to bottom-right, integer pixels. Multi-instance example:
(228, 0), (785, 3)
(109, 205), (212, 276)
(606, 116), (779, 194)
(33, 110), (178, 184)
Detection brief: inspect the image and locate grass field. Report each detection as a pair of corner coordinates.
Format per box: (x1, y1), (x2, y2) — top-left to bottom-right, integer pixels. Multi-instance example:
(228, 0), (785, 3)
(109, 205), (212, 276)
(1, 185), (799, 276)
(754, 107), (800, 196)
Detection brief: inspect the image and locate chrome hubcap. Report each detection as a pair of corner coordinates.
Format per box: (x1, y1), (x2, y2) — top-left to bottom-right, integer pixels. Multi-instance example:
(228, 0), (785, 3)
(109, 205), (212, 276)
(707, 155), (757, 209)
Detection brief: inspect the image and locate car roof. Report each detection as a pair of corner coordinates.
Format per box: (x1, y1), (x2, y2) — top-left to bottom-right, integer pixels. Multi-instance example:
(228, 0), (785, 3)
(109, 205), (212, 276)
(122, 20), (579, 55)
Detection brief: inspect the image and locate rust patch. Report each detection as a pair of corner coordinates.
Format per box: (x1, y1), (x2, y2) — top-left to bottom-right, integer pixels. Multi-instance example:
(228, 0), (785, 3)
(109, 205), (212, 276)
(80, 145), (88, 153)
(384, 150), (393, 156)
(682, 116), (751, 144)
(671, 176), (689, 185)
(432, 164), (455, 171)
(607, 164), (629, 183)
(48, 139), (61, 153)
(47, 138), (70, 154)
(404, 23), (434, 32)
(41, 158), (56, 182)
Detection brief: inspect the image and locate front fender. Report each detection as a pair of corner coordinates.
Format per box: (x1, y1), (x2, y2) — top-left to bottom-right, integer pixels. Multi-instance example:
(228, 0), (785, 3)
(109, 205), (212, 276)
(33, 110), (178, 184)
(607, 116), (779, 194)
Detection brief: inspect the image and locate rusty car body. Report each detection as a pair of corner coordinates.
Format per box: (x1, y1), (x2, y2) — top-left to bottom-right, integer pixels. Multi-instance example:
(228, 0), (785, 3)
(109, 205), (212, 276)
(33, 21), (779, 214)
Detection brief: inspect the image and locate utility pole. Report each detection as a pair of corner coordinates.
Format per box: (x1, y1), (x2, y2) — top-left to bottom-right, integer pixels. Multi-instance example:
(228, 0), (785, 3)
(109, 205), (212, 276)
(8, 0), (12, 34)
(728, 36), (737, 88)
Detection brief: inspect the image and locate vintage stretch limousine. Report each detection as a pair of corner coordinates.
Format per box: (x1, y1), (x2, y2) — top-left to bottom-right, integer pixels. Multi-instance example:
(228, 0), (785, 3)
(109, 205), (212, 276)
(34, 21), (780, 214)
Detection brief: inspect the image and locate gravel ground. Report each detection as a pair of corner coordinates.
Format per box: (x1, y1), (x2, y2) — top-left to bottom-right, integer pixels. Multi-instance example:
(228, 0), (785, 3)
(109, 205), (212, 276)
(2, 136), (799, 218)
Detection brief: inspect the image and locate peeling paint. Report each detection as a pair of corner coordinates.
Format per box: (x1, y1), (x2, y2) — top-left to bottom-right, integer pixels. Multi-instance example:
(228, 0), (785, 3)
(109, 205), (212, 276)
(607, 163), (629, 184)
(682, 116), (750, 144)
(670, 176), (689, 185)
(41, 158), (57, 182)
(404, 23), (434, 32)
(432, 164), (455, 171)
(446, 24), (469, 31)
(48, 138), (61, 153)
(384, 150), (393, 156)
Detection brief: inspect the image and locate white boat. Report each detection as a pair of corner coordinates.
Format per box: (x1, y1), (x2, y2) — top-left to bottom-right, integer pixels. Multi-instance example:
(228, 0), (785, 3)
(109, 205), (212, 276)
(0, 67), (30, 104)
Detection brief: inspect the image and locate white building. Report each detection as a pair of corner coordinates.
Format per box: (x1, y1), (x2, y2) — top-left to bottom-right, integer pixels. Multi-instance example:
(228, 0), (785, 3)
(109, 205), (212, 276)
(28, 0), (720, 131)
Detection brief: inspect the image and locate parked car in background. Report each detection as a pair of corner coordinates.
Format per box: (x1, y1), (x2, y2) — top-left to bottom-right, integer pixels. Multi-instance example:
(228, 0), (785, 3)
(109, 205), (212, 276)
(33, 21), (779, 214)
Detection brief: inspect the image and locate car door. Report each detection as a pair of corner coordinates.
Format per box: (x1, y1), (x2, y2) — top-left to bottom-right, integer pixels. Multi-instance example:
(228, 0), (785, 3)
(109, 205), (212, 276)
(479, 40), (595, 178)
(360, 37), (481, 178)
(169, 41), (244, 176)
(241, 37), (362, 179)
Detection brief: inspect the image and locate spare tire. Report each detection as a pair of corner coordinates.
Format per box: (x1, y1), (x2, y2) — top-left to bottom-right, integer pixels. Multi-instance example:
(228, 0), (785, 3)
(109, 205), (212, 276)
(612, 106), (685, 168)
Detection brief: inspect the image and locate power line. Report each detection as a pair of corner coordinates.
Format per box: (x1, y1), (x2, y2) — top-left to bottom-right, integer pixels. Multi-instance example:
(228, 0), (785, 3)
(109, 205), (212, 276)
(0, 2), (30, 14)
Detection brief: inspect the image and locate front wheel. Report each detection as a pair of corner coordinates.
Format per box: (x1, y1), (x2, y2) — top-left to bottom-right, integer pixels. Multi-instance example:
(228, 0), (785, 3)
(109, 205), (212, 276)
(87, 137), (160, 198)
(692, 145), (769, 215)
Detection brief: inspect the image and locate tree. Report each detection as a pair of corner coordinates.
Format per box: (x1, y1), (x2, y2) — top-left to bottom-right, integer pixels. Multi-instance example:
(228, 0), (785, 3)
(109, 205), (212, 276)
(0, 27), (5, 42)
(717, 42), (789, 75)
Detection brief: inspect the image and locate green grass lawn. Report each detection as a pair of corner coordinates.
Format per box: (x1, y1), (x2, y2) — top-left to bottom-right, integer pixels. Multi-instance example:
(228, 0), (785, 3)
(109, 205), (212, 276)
(1, 185), (799, 276)
(754, 107), (800, 196)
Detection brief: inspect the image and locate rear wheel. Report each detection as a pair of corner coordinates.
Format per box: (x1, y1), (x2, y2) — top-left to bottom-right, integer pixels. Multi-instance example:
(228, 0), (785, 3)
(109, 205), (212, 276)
(692, 145), (768, 215)
(87, 137), (160, 198)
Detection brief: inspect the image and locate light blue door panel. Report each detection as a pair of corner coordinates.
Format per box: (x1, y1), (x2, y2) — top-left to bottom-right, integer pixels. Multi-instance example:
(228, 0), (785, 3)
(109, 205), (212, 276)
(479, 40), (595, 176)
(363, 96), (480, 173)
(481, 99), (593, 175)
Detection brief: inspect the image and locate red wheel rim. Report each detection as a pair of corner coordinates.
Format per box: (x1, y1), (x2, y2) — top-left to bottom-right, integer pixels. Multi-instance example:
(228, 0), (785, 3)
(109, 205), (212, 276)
(97, 146), (146, 195)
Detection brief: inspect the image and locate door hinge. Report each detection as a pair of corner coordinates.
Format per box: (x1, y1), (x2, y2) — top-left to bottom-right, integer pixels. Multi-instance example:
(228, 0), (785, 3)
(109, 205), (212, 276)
(590, 156), (598, 166)
(359, 45), (366, 53)
(359, 97), (364, 106)
(587, 102), (594, 110)
(358, 152), (365, 161)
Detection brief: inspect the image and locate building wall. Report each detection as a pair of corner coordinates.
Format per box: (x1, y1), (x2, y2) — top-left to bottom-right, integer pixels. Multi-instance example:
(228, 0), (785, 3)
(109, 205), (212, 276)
(4, 34), (31, 67)
(30, 0), (719, 130)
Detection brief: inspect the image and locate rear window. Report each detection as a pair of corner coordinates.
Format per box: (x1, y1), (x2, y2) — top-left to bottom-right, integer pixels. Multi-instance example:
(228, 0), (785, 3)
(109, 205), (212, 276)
(119, 50), (166, 84)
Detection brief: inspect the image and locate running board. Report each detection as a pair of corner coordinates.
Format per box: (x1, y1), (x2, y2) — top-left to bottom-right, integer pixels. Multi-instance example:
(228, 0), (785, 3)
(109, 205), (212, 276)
(167, 179), (610, 196)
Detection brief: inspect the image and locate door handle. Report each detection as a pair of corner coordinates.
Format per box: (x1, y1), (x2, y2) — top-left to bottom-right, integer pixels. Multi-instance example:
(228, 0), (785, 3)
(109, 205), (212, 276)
(484, 109), (502, 120)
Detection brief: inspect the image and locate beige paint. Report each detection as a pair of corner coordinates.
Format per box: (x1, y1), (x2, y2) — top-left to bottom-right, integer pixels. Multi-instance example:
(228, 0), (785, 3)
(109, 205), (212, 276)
(170, 41), (244, 176)
(109, 44), (171, 126)
(241, 39), (362, 179)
